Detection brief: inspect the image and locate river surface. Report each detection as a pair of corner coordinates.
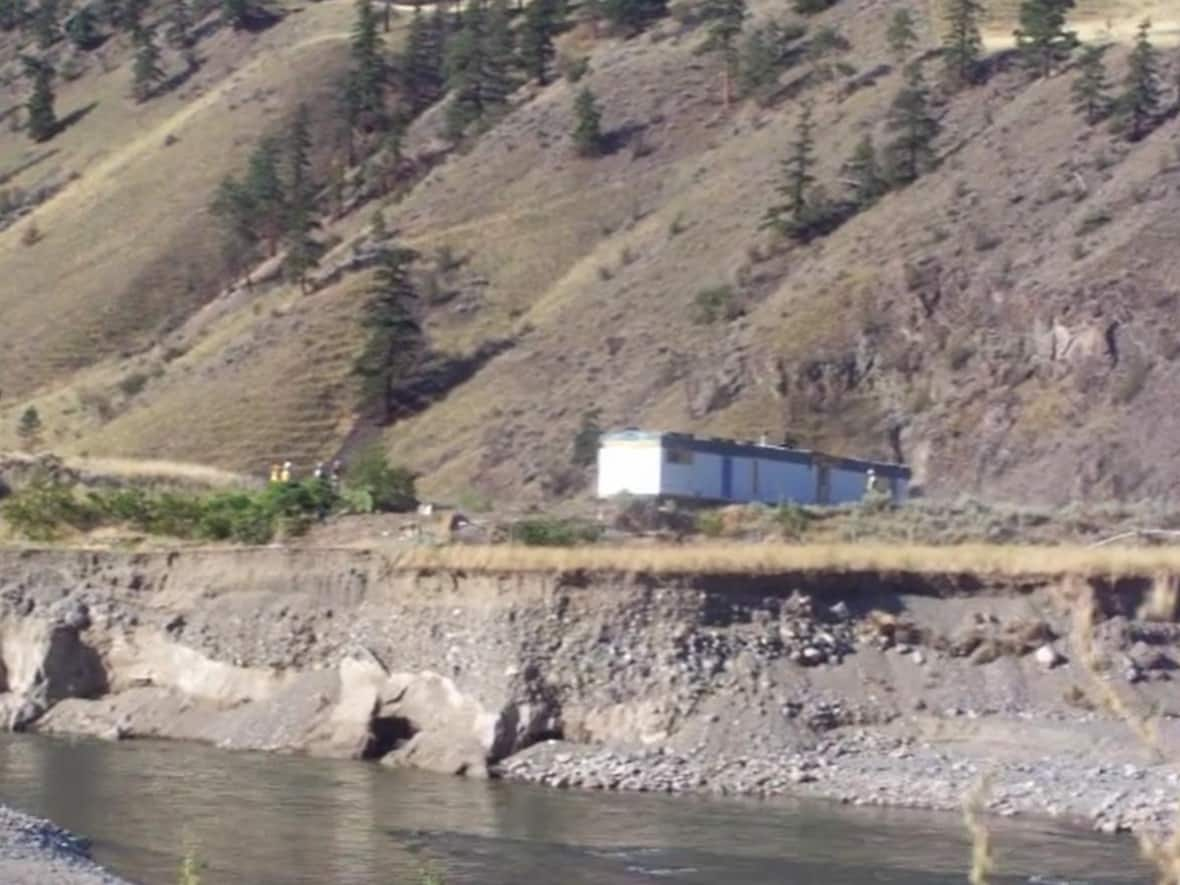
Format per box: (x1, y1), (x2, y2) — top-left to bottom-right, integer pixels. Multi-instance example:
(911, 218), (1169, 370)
(0, 734), (1154, 884)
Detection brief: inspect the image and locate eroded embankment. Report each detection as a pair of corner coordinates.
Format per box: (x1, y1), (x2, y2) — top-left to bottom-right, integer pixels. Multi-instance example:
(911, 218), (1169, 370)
(0, 547), (1177, 833)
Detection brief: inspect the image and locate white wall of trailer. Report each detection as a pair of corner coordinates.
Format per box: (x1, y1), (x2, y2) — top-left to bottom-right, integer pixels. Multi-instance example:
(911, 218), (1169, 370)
(597, 442), (664, 497)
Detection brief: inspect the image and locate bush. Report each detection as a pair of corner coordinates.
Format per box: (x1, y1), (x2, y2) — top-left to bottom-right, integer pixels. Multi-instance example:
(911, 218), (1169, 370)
(775, 503), (812, 538)
(510, 517), (602, 546)
(118, 371), (150, 397)
(696, 509), (725, 537)
(2, 476), (100, 540)
(344, 447), (417, 512)
(692, 285), (741, 324)
(793, 0), (837, 14)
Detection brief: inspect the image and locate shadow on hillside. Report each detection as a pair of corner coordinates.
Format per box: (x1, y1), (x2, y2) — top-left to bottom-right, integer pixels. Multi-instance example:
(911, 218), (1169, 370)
(234, 7), (284, 33)
(602, 121), (649, 157)
(157, 60), (203, 98)
(53, 102), (98, 138)
(0, 148), (60, 187)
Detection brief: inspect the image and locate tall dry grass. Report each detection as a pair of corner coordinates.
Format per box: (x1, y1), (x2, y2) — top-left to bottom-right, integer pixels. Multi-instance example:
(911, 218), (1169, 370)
(388, 542), (1180, 577)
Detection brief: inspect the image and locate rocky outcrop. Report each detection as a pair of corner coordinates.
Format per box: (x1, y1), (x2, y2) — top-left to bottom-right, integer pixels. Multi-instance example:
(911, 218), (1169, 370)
(0, 546), (1176, 815)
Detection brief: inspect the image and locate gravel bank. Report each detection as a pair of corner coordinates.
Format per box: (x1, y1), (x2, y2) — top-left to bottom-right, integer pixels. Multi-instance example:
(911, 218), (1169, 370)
(0, 805), (128, 884)
(500, 715), (1180, 838)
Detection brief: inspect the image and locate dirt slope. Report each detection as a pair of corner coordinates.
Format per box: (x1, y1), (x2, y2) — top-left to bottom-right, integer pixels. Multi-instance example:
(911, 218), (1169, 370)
(0, 0), (1176, 502)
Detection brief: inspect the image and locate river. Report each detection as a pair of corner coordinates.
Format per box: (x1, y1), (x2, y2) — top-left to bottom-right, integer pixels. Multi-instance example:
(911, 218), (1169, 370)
(0, 734), (1153, 884)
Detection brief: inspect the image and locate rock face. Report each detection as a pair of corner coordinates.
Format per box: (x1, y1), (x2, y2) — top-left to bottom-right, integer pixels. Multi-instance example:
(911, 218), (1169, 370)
(0, 546), (1176, 826)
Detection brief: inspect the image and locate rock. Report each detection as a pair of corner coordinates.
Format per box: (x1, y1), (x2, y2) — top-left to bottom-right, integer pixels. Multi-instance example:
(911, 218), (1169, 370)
(800, 647), (826, 666)
(381, 732), (488, 779)
(829, 602), (850, 622)
(911, 650), (926, 666)
(1034, 644), (1064, 668)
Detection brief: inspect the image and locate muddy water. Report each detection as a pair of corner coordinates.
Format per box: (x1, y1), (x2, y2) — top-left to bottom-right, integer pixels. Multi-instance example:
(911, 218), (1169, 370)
(0, 734), (1152, 884)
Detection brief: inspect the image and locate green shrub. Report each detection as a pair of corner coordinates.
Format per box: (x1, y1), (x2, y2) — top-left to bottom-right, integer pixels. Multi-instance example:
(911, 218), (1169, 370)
(344, 448), (417, 512)
(692, 285), (740, 324)
(696, 509), (725, 537)
(510, 517), (602, 546)
(775, 503), (813, 538)
(118, 371), (150, 397)
(2, 476), (100, 540)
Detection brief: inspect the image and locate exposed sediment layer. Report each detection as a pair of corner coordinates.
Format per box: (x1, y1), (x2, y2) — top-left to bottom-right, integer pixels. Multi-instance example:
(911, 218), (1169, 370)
(1, 547), (1178, 835)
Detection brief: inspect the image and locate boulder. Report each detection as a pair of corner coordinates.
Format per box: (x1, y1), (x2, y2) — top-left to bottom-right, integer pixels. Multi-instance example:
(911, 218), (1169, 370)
(380, 732), (488, 779)
(1034, 644), (1064, 669)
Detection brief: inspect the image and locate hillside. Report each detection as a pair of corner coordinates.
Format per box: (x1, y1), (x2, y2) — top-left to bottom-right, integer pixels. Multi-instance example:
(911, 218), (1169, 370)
(0, 0), (1178, 505)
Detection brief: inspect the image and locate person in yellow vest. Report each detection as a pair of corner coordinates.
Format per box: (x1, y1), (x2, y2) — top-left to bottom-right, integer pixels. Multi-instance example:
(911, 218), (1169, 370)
(279, 461), (292, 483)
(269, 463), (280, 483)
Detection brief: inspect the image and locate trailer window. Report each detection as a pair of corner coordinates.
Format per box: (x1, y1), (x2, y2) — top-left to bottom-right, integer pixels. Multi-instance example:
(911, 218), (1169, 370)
(665, 448), (694, 465)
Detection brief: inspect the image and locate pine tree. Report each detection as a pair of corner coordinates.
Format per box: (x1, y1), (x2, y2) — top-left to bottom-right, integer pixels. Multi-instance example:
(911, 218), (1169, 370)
(165, 0), (194, 49)
(601, 0), (664, 34)
(354, 244), (424, 422)
(572, 86), (604, 156)
(22, 56), (57, 142)
(519, 0), (557, 84)
(886, 7), (918, 65)
(347, 0), (387, 127)
(131, 26), (165, 102)
(65, 5), (102, 48)
(221, 0), (249, 30)
(1118, 19), (1160, 140)
(886, 62), (940, 183)
(17, 406), (43, 450)
(701, 0), (747, 106)
(210, 174), (258, 267)
(401, 5), (445, 112)
(283, 105), (321, 289)
(96, 0), (122, 28)
(445, 0), (486, 135)
(942, 0), (983, 89)
(121, 0), (148, 31)
(481, 0), (514, 108)
(763, 101), (816, 235)
(1014, 0), (1076, 77)
(32, 0), (59, 48)
(846, 133), (886, 207)
(1071, 43), (1110, 124)
(0, 0), (28, 31)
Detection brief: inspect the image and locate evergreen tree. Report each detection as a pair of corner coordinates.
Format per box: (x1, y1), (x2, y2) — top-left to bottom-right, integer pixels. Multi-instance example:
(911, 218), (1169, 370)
(354, 244), (423, 422)
(347, 0), (386, 128)
(886, 7), (918, 64)
(885, 62), (939, 183)
(165, 0), (194, 49)
(445, 0), (486, 135)
(846, 133), (886, 207)
(481, 0), (514, 108)
(33, 0), (59, 48)
(0, 0), (28, 31)
(121, 0), (148, 31)
(1071, 43), (1110, 124)
(600, 0), (664, 35)
(942, 0), (983, 88)
(131, 26), (165, 102)
(1118, 19), (1160, 140)
(65, 5), (102, 48)
(244, 135), (286, 254)
(210, 174), (259, 267)
(17, 406), (43, 450)
(221, 0), (250, 30)
(762, 101), (816, 235)
(1014, 0), (1076, 77)
(96, 0), (122, 28)
(701, 0), (747, 106)
(572, 85), (604, 156)
(401, 5), (445, 112)
(519, 0), (557, 84)
(22, 56), (57, 142)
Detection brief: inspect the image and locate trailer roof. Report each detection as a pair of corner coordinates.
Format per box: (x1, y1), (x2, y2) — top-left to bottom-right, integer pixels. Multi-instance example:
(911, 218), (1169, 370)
(600, 430), (911, 480)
